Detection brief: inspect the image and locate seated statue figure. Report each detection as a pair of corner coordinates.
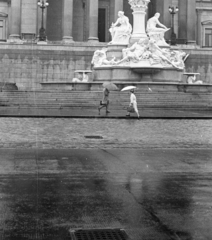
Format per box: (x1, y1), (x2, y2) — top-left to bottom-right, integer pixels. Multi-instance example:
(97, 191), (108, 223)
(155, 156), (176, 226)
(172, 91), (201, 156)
(109, 11), (132, 45)
(146, 13), (170, 47)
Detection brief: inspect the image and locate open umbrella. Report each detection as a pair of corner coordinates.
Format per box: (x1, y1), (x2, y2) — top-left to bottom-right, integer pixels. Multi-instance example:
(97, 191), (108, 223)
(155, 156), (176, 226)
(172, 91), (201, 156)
(121, 86), (137, 92)
(102, 82), (118, 91)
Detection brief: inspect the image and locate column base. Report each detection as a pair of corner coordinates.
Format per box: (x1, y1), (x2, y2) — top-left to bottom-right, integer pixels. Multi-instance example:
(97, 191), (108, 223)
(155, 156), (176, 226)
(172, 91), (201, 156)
(187, 40), (196, 46)
(130, 33), (148, 44)
(7, 34), (23, 44)
(62, 36), (74, 44)
(88, 37), (99, 43)
(37, 41), (48, 45)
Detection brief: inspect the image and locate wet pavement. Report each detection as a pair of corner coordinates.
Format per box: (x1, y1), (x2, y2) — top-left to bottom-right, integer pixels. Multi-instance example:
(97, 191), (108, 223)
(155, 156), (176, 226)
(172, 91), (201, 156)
(0, 118), (212, 240)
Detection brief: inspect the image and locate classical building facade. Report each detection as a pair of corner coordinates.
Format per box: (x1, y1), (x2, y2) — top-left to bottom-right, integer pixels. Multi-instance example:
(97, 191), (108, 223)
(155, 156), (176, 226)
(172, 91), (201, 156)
(0, 0), (211, 47)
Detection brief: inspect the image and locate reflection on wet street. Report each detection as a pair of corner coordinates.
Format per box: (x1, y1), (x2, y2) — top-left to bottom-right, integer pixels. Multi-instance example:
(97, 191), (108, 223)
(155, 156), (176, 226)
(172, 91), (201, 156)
(0, 148), (212, 240)
(0, 119), (212, 239)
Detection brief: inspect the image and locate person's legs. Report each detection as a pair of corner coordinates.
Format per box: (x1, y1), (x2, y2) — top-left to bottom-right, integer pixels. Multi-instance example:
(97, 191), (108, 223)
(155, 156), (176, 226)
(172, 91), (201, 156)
(98, 102), (106, 114)
(135, 110), (140, 119)
(126, 111), (130, 117)
(106, 100), (110, 113)
(134, 103), (139, 119)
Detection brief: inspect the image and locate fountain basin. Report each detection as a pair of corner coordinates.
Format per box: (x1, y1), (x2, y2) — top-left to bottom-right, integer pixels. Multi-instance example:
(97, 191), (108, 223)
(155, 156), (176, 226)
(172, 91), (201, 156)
(93, 65), (183, 83)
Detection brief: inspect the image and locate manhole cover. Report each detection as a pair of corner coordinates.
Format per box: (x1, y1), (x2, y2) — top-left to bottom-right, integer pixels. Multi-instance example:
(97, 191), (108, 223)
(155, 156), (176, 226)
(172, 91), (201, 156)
(70, 228), (129, 240)
(84, 135), (103, 139)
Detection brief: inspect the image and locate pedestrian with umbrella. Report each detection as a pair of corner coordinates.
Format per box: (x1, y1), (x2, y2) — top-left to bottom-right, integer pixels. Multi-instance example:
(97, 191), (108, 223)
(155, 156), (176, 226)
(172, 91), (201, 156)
(98, 82), (118, 115)
(121, 86), (139, 119)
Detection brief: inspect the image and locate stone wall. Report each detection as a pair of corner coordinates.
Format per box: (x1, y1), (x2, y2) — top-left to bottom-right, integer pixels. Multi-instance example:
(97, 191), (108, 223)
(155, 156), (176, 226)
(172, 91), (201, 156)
(182, 47), (212, 83)
(0, 43), (211, 90)
(0, 43), (105, 90)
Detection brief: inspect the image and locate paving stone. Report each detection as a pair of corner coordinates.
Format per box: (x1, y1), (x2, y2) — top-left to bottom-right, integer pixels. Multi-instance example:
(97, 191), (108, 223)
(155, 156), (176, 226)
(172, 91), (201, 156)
(0, 118), (211, 149)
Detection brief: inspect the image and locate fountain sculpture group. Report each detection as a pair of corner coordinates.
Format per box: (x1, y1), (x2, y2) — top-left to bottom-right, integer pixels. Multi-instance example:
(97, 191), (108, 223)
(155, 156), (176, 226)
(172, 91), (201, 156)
(92, 0), (187, 83)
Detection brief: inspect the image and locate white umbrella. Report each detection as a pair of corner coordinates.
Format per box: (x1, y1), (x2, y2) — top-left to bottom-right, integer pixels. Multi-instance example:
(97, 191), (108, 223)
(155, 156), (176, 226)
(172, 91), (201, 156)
(121, 86), (137, 92)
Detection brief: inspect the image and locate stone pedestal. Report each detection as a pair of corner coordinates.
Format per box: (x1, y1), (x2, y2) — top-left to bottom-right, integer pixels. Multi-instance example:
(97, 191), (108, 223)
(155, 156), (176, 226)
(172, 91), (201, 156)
(0, 83), (18, 91)
(93, 65), (183, 83)
(37, 41), (47, 45)
(129, 0), (150, 43)
(8, 34), (23, 44)
(106, 44), (127, 60)
(62, 36), (74, 44)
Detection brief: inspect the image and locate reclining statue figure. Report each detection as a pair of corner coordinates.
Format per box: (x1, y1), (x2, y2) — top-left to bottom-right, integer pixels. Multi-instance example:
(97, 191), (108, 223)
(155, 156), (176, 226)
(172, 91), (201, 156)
(117, 38), (186, 69)
(117, 38), (150, 64)
(146, 12), (170, 47)
(109, 11), (132, 45)
(91, 48), (117, 67)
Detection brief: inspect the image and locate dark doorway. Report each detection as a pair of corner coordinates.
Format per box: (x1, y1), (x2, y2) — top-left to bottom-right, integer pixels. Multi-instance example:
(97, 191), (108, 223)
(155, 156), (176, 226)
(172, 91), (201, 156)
(98, 8), (106, 42)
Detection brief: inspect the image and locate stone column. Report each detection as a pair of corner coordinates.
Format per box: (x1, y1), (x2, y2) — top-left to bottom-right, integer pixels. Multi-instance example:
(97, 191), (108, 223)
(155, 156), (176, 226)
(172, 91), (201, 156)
(62, 0), (74, 43)
(21, 0), (37, 41)
(196, 9), (202, 46)
(178, 0), (196, 45)
(9, 0), (21, 42)
(178, 0), (187, 40)
(186, 0), (196, 45)
(88, 0), (99, 42)
(129, 0), (150, 43)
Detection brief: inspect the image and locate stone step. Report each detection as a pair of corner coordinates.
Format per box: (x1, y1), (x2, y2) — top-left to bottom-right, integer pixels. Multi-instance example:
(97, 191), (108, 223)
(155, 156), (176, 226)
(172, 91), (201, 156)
(1, 91), (212, 110)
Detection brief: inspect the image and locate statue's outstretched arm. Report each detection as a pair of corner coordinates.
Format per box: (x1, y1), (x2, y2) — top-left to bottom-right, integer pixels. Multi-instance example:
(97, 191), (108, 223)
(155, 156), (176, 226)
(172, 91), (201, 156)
(156, 19), (167, 29)
(113, 18), (120, 27)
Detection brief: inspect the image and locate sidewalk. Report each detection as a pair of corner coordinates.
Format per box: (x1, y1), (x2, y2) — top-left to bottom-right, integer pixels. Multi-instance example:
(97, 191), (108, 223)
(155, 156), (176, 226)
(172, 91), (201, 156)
(0, 107), (212, 119)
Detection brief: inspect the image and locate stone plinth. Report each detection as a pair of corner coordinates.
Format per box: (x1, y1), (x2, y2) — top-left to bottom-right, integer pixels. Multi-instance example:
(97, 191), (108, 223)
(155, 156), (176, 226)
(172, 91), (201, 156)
(106, 44), (128, 60)
(93, 65), (183, 83)
(0, 83), (18, 91)
(129, 0), (150, 43)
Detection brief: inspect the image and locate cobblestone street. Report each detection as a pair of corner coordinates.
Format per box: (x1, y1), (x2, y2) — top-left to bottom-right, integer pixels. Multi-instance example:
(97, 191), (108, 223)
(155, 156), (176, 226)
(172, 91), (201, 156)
(0, 117), (212, 149)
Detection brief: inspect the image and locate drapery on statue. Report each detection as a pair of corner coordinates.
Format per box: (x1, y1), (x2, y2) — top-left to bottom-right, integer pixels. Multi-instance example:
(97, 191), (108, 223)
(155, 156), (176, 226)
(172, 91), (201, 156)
(146, 12), (170, 46)
(117, 38), (149, 64)
(116, 38), (186, 69)
(91, 48), (117, 67)
(147, 39), (182, 69)
(109, 11), (132, 45)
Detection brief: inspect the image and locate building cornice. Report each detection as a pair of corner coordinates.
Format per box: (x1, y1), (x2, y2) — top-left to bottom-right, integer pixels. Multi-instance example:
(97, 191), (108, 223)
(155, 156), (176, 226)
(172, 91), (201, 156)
(196, 7), (212, 11)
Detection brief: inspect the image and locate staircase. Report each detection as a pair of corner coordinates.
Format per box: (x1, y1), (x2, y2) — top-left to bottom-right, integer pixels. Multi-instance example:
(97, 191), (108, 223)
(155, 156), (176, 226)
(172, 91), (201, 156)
(0, 89), (212, 118)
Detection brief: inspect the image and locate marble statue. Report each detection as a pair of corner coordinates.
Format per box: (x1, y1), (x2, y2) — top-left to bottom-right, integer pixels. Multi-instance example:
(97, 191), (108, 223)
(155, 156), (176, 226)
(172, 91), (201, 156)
(147, 39), (181, 68)
(91, 48), (117, 67)
(187, 75), (203, 84)
(146, 13), (170, 46)
(115, 38), (186, 69)
(169, 51), (187, 69)
(109, 11), (132, 45)
(72, 72), (89, 83)
(117, 38), (149, 64)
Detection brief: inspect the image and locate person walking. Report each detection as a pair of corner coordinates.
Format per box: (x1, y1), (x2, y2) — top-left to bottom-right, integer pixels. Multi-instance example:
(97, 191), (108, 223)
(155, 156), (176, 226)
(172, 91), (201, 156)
(98, 88), (110, 114)
(126, 89), (139, 119)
